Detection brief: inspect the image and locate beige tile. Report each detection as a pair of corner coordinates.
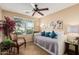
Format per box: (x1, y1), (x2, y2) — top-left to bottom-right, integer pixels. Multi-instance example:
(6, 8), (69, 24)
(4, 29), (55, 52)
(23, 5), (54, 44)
(19, 42), (49, 55)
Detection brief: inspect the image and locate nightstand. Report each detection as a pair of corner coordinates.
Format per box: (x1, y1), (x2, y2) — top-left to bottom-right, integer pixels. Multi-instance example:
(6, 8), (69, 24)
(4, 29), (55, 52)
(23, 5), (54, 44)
(64, 41), (78, 55)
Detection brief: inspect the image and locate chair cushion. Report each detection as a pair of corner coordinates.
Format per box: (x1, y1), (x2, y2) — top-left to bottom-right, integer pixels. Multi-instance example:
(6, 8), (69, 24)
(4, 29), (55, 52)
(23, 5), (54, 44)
(17, 39), (25, 45)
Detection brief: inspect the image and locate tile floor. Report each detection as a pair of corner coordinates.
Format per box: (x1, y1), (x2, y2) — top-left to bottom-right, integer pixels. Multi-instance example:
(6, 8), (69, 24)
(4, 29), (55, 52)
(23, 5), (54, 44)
(19, 42), (49, 55)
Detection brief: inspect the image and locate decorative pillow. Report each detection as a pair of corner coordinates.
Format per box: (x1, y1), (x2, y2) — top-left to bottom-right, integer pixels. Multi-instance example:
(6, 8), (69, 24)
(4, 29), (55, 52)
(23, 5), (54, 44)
(49, 31), (57, 38)
(41, 31), (45, 36)
(45, 32), (50, 37)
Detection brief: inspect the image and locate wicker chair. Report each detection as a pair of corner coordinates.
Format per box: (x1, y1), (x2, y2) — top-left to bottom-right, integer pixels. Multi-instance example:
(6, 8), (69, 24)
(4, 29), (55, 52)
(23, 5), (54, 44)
(10, 33), (26, 54)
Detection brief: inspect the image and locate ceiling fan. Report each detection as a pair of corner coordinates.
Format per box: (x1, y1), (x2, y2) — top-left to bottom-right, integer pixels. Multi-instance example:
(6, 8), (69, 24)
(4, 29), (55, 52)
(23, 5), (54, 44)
(30, 4), (49, 16)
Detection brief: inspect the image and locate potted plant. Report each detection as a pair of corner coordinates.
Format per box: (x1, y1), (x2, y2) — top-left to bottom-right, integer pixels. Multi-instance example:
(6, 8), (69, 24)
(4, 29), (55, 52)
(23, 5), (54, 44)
(2, 16), (16, 45)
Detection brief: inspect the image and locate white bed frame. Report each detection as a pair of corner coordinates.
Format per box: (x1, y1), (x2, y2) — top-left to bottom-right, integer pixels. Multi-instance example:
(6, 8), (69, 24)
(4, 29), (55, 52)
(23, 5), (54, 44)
(34, 42), (55, 55)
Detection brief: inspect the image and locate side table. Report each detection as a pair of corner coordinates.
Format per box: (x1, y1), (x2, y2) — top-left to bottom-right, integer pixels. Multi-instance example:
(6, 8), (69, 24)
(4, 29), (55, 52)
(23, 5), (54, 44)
(64, 41), (78, 55)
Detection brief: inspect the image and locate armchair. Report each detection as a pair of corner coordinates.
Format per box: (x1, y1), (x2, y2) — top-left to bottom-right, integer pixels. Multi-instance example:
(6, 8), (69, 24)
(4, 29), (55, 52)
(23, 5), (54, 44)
(10, 33), (26, 54)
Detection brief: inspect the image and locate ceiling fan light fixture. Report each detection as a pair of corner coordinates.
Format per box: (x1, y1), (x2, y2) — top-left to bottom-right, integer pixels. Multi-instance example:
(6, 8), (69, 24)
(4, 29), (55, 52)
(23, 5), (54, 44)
(30, 4), (49, 16)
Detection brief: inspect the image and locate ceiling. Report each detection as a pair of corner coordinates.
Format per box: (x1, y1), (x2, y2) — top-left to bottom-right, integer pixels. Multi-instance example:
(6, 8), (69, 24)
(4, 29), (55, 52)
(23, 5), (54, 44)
(0, 3), (77, 18)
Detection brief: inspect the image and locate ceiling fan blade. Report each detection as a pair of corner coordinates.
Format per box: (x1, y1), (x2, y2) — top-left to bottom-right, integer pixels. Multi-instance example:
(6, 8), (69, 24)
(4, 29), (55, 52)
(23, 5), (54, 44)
(32, 11), (36, 16)
(38, 8), (48, 11)
(38, 11), (44, 16)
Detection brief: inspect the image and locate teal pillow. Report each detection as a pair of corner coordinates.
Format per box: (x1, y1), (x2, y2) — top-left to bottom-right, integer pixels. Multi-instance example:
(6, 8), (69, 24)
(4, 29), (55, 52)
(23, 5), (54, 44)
(41, 31), (45, 36)
(49, 31), (57, 38)
(45, 32), (50, 37)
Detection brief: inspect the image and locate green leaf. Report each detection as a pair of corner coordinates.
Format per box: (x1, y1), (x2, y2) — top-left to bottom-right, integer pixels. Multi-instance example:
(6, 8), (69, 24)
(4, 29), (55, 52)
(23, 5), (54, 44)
(3, 37), (13, 45)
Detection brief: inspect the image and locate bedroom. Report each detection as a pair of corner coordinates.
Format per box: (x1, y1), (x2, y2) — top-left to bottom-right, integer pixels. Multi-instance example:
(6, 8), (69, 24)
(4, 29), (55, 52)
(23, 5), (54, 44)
(0, 3), (79, 55)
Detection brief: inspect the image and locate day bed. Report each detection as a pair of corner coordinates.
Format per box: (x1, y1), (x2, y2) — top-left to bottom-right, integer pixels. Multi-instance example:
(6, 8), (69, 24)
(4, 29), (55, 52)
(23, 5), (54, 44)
(34, 31), (67, 55)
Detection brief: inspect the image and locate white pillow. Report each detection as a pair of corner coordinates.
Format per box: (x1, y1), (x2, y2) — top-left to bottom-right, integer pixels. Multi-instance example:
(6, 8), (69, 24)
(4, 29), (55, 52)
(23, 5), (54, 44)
(53, 31), (64, 39)
(55, 31), (64, 36)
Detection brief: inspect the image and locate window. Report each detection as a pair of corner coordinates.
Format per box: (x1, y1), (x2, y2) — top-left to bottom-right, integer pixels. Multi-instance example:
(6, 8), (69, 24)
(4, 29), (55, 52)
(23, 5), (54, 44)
(14, 17), (34, 35)
(67, 25), (79, 33)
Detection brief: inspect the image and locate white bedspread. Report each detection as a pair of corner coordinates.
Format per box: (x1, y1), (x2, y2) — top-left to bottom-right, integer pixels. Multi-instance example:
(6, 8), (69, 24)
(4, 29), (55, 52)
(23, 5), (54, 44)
(34, 32), (67, 55)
